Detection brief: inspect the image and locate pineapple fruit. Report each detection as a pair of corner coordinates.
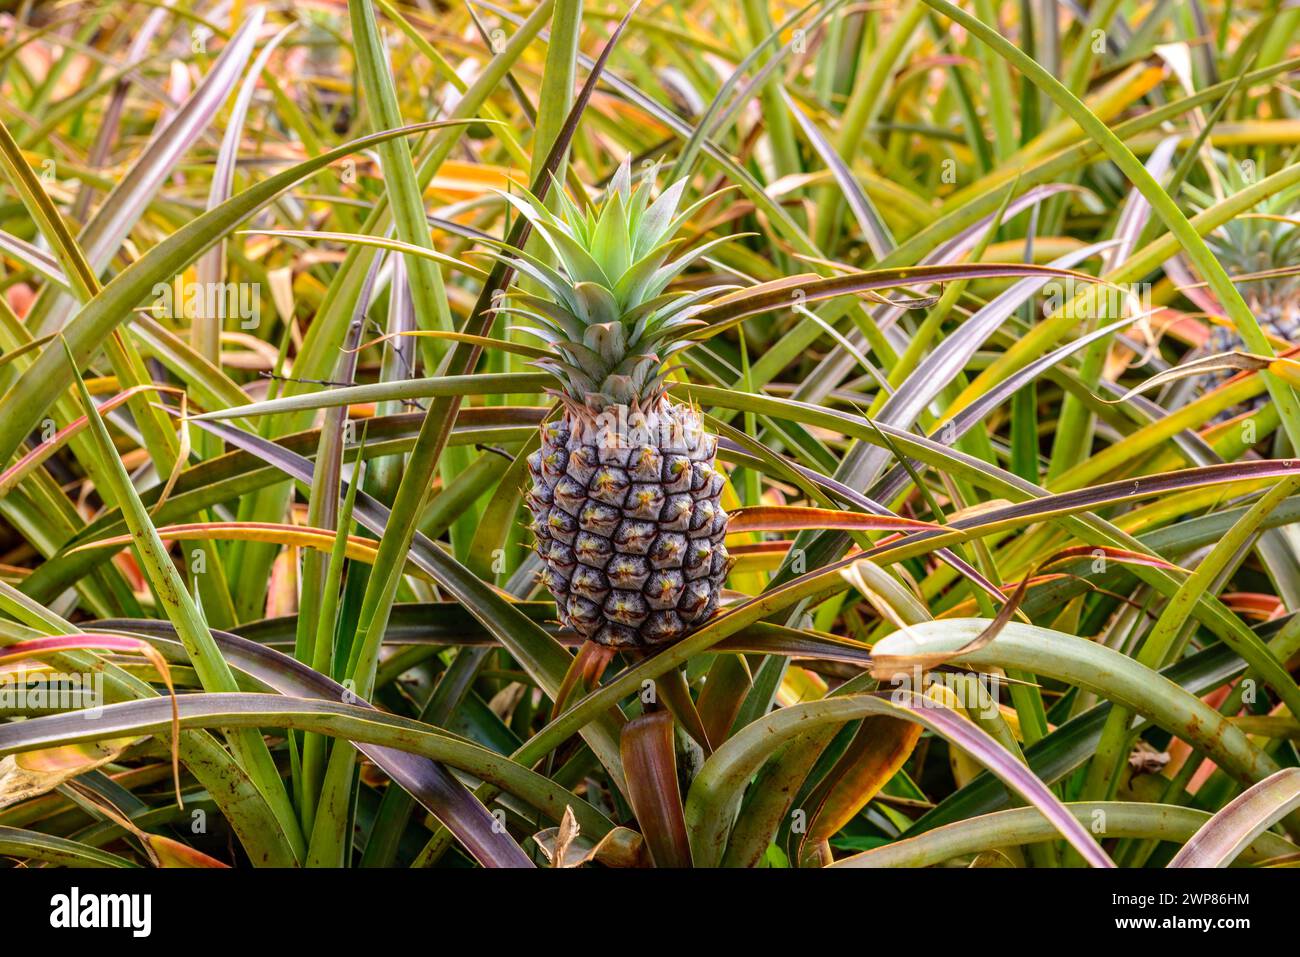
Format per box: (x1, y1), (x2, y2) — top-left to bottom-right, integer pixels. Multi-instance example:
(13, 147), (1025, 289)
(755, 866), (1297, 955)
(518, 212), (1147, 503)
(1202, 211), (1300, 356)
(509, 161), (734, 648)
(1187, 176), (1300, 408)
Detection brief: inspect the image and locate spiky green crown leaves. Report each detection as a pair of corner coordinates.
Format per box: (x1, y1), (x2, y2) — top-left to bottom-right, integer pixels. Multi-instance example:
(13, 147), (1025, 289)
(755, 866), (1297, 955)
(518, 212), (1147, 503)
(1188, 165), (1300, 315)
(496, 158), (733, 411)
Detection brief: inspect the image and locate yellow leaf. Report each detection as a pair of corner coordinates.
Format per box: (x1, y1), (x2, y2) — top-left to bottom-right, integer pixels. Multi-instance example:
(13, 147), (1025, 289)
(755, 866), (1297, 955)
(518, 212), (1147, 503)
(0, 737), (140, 810)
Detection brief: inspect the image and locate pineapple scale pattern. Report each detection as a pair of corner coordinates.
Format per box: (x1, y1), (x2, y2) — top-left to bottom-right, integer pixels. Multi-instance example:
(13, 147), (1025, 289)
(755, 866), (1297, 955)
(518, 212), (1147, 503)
(1199, 305), (1300, 422)
(527, 415), (731, 648)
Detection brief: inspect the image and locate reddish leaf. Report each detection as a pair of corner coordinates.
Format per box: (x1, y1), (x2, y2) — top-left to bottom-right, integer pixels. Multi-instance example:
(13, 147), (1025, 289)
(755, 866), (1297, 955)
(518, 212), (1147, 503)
(727, 506), (940, 534)
(620, 711), (692, 868)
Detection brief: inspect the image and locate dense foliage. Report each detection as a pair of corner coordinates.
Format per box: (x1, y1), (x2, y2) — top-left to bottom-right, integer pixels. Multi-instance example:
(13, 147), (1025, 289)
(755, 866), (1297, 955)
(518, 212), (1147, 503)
(0, 0), (1299, 869)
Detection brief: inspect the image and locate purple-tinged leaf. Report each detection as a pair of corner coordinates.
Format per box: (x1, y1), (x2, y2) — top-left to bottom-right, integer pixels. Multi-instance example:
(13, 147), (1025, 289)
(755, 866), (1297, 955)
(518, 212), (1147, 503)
(90, 618), (536, 869)
(1169, 767), (1300, 868)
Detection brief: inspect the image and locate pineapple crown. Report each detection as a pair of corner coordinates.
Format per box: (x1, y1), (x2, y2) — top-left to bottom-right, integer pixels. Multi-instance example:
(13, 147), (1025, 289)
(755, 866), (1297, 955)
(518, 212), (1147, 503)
(494, 157), (734, 412)
(1187, 161), (1300, 315)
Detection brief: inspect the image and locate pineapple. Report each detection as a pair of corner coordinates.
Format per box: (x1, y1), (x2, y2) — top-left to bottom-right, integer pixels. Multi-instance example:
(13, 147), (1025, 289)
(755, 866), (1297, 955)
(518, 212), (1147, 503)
(1186, 175), (1300, 410)
(506, 160), (735, 649)
(1203, 216), (1300, 353)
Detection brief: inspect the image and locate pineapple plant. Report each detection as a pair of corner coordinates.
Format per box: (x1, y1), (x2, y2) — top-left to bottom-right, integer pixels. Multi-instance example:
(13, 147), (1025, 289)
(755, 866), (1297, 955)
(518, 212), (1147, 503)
(508, 160), (735, 648)
(1203, 218), (1300, 356)
(1185, 174), (1300, 412)
(7, 0), (1300, 880)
